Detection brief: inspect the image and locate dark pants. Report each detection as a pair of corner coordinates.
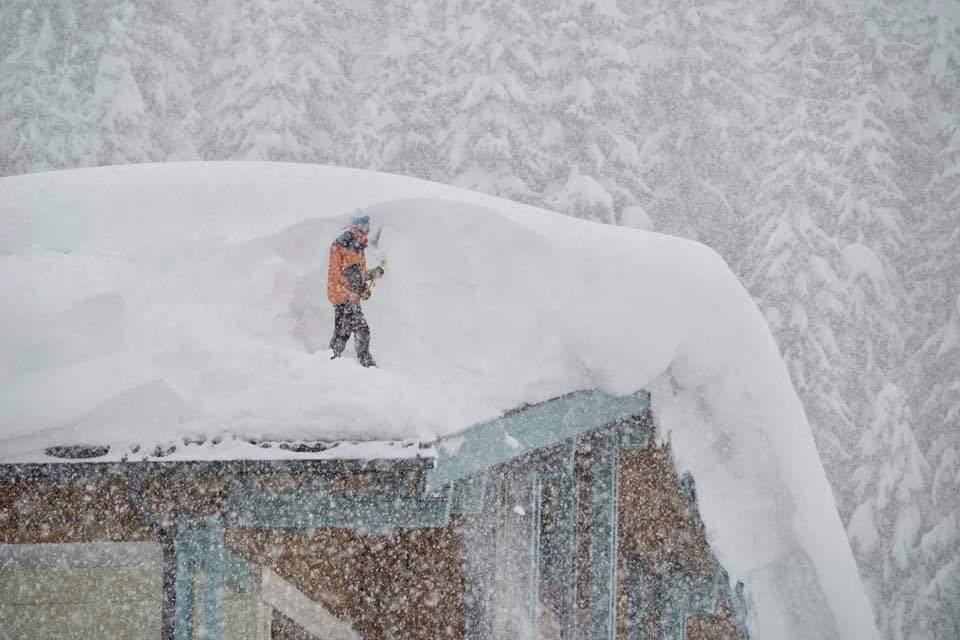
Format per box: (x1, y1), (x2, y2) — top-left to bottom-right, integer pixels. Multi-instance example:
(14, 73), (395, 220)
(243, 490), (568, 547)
(330, 302), (374, 366)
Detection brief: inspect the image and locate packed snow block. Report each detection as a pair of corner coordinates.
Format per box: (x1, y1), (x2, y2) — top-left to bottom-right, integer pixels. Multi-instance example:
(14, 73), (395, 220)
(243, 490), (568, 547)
(62, 379), (198, 441)
(289, 268), (333, 353)
(8, 292), (127, 373)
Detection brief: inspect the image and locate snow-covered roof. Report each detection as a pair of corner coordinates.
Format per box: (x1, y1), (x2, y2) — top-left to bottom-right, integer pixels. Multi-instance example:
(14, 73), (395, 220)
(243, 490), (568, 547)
(0, 162), (878, 639)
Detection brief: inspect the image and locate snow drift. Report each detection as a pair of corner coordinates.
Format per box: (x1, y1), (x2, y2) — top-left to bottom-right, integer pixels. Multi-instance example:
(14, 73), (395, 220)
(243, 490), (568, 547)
(0, 162), (878, 639)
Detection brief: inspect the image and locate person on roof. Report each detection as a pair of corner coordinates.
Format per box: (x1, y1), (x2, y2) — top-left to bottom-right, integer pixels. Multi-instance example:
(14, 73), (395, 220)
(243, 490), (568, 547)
(328, 214), (384, 367)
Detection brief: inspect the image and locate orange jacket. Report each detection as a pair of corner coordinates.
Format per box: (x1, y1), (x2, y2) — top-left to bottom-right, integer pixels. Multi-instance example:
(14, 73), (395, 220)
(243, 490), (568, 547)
(328, 228), (368, 305)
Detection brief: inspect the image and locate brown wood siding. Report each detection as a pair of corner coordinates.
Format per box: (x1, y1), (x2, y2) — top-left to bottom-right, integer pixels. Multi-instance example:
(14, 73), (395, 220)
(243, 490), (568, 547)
(0, 478), (153, 544)
(618, 447), (714, 577)
(0, 469), (415, 544)
(1, 438), (746, 640)
(686, 598), (741, 640)
(146, 476), (231, 524)
(575, 447), (592, 638)
(272, 609), (318, 640)
(226, 523), (465, 640)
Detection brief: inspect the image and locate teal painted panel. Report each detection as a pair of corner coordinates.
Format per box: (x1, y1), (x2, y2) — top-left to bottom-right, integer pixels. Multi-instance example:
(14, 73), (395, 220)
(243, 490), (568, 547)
(175, 516), (232, 640)
(528, 473), (543, 639)
(618, 412), (654, 449)
(659, 574), (718, 640)
(174, 517), (197, 640)
(462, 470), (499, 640)
(585, 435), (619, 640)
(731, 581), (751, 639)
(450, 475), (486, 515)
(494, 469), (543, 639)
(673, 465), (751, 638)
(427, 390), (649, 492)
(224, 549), (258, 595)
(540, 468), (580, 640)
(226, 484), (452, 534)
(625, 560), (663, 640)
(200, 515), (225, 640)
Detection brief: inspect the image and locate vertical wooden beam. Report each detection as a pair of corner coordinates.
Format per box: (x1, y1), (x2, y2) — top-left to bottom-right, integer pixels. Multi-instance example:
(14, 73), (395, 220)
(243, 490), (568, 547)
(201, 514), (226, 640)
(627, 560), (665, 640)
(731, 581), (750, 639)
(493, 470), (543, 639)
(255, 601), (272, 640)
(618, 413), (652, 450)
(660, 575), (685, 640)
(541, 452), (580, 640)
(528, 472), (543, 639)
(625, 560), (640, 640)
(561, 468), (581, 640)
(174, 515), (228, 640)
(463, 472), (498, 640)
(174, 517), (196, 640)
(586, 434), (619, 640)
(130, 476), (178, 640)
(160, 530), (178, 640)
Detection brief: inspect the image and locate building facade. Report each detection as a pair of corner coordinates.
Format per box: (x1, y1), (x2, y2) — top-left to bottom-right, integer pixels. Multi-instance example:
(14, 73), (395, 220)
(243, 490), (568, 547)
(0, 390), (748, 640)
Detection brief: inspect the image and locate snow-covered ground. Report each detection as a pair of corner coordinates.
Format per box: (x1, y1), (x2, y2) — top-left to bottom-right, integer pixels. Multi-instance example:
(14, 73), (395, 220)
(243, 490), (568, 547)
(0, 162), (878, 639)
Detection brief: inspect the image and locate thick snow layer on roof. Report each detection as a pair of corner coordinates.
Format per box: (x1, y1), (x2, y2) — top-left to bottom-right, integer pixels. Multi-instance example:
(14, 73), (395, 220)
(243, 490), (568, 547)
(0, 162), (877, 639)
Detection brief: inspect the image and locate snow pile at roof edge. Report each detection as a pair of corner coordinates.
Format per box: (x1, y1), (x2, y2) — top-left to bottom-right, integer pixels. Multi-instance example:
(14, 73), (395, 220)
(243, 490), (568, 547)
(0, 162), (878, 639)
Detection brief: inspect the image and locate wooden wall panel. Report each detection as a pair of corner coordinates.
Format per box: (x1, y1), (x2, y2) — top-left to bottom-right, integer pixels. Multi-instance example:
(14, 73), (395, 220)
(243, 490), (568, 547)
(227, 522), (465, 640)
(0, 541), (162, 640)
(0, 436), (746, 640)
(0, 479), (153, 543)
(686, 598), (741, 640)
(618, 447), (713, 577)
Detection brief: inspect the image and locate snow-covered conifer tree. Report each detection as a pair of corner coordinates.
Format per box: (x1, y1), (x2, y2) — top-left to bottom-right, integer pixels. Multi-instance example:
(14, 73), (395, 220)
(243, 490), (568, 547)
(907, 117), (960, 640)
(741, 0), (858, 493)
(87, 3), (178, 166)
(199, 0), (354, 162)
(913, 435), (960, 639)
(847, 384), (929, 638)
(126, 2), (202, 161)
(433, 0), (545, 204)
(828, 8), (910, 431)
(539, 0), (646, 222)
(0, 2), (91, 174)
(625, 0), (762, 259)
(347, 0), (448, 181)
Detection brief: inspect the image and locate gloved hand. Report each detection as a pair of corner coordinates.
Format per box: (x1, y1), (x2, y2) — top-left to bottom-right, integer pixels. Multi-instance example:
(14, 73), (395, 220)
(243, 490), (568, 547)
(368, 260), (386, 281)
(362, 259), (386, 301)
